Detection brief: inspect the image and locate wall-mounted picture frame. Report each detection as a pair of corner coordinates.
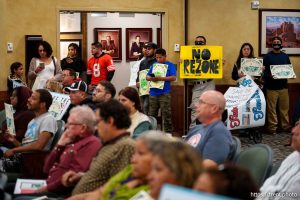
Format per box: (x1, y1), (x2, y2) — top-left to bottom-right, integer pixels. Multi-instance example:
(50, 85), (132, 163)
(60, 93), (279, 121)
(60, 39), (82, 60)
(94, 28), (122, 61)
(157, 28), (162, 48)
(60, 12), (82, 33)
(259, 9), (300, 56)
(126, 28), (152, 61)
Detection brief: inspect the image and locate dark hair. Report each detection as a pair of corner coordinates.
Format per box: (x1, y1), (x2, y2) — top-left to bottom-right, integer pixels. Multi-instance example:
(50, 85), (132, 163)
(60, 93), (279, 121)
(14, 86), (32, 112)
(155, 48), (166, 56)
(64, 68), (77, 79)
(96, 99), (131, 129)
(135, 35), (141, 39)
(119, 87), (142, 112)
(92, 42), (102, 48)
(203, 163), (259, 200)
(235, 43), (255, 69)
(272, 36), (282, 44)
(195, 36), (207, 44)
(37, 41), (53, 58)
(99, 80), (116, 98)
(35, 89), (53, 110)
(68, 43), (79, 56)
(10, 62), (23, 75)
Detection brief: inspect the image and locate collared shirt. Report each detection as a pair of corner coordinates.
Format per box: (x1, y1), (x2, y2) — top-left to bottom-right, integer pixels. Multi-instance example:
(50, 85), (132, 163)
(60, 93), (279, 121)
(44, 134), (101, 194)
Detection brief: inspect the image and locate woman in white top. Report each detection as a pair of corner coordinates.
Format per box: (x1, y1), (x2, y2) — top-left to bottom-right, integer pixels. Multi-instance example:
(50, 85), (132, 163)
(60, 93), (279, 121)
(118, 87), (152, 139)
(28, 41), (62, 90)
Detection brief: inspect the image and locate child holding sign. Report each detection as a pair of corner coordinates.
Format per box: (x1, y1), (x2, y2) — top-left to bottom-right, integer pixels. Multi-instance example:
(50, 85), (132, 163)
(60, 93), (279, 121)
(146, 48), (176, 133)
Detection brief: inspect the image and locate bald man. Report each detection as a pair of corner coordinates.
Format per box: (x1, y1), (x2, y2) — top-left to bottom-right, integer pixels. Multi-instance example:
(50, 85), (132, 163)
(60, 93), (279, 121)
(185, 90), (233, 168)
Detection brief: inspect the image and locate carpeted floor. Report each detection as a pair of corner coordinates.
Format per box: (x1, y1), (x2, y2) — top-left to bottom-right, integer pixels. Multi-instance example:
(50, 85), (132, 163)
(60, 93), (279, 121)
(233, 130), (294, 165)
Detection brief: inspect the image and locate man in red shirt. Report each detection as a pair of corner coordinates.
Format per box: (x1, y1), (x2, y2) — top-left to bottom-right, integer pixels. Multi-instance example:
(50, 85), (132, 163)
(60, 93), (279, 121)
(87, 42), (115, 92)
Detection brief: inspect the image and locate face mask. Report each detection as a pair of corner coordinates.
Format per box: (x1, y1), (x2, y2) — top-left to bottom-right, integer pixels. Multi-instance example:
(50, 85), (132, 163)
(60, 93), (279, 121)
(272, 43), (282, 50)
(195, 41), (205, 45)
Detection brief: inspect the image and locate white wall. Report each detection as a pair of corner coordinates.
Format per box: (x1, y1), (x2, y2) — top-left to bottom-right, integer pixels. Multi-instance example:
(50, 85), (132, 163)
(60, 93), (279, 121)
(87, 12), (161, 93)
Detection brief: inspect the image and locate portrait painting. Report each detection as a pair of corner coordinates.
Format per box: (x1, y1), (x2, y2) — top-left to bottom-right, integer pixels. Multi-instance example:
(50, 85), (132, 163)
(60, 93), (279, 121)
(94, 28), (122, 60)
(126, 28), (152, 61)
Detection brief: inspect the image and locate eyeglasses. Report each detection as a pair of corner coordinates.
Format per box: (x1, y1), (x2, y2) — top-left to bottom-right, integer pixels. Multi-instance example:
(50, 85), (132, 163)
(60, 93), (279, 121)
(198, 99), (216, 106)
(62, 74), (70, 78)
(66, 122), (83, 126)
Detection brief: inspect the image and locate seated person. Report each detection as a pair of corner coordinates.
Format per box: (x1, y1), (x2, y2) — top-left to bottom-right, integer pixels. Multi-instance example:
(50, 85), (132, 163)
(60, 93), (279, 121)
(147, 138), (203, 199)
(68, 131), (170, 200)
(118, 87), (151, 139)
(1, 86), (35, 148)
(92, 80), (116, 104)
(1, 89), (57, 172)
(185, 90), (233, 168)
(257, 120), (300, 199)
(62, 100), (135, 195)
(194, 163), (259, 200)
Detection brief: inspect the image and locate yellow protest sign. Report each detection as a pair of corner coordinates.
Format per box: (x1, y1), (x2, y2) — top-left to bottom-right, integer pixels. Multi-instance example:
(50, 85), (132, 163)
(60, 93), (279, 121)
(179, 45), (223, 79)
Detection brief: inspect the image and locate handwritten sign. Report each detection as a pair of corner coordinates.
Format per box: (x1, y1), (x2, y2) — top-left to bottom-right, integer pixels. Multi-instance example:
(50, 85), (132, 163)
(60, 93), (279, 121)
(150, 63), (168, 89)
(241, 58), (263, 76)
(138, 69), (150, 96)
(49, 92), (71, 120)
(270, 64), (296, 79)
(179, 45), (223, 79)
(225, 75), (266, 130)
(4, 103), (16, 135)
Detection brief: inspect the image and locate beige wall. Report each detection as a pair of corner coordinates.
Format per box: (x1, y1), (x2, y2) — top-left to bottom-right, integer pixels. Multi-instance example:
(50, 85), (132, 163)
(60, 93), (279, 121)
(188, 0), (300, 85)
(0, 0), (185, 91)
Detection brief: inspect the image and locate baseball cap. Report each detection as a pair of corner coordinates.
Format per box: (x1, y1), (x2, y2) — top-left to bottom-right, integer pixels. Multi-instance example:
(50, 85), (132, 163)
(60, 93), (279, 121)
(144, 42), (157, 49)
(65, 81), (87, 93)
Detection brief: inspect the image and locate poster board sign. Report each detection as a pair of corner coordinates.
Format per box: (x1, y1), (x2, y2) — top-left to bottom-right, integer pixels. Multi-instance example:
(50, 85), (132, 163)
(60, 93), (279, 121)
(149, 63), (168, 89)
(14, 179), (46, 194)
(158, 184), (234, 200)
(270, 64), (296, 79)
(49, 92), (71, 120)
(241, 58), (263, 76)
(129, 61), (141, 86)
(225, 76), (266, 130)
(138, 69), (150, 96)
(4, 103), (16, 135)
(179, 45), (223, 79)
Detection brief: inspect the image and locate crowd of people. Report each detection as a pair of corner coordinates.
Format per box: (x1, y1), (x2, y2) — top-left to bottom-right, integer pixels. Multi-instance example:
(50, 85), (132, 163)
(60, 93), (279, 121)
(0, 35), (299, 200)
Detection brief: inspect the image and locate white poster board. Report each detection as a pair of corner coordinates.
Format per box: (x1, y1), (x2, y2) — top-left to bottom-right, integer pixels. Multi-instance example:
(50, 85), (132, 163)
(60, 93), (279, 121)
(49, 92), (71, 120)
(241, 58), (263, 76)
(4, 103), (16, 135)
(225, 75), (266, 130)
(149, 63), (168, 89)
(129, 61), (141, 86)
(270, 64), (296, 79)
(14, 179), (47, 194)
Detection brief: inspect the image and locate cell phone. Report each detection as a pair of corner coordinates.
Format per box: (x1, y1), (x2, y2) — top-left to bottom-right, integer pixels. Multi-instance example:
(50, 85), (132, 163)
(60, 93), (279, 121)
(39, 62), (45, 69)
(150, 73), (155, 77)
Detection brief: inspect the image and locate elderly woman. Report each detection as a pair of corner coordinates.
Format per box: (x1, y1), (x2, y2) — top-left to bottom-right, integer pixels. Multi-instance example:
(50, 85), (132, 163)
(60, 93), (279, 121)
(67, 131), (171, 200)
(118, 87), (151, 139)
(147, 139), (203, 199)
(28, 40), (62, 90)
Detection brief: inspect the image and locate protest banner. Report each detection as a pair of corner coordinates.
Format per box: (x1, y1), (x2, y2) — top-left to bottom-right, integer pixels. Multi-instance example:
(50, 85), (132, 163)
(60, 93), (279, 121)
(128, 61), (141, 86)
(49, 92), (71, 120)
(138, 69), (150, 96)
(179, 45), (223, 79)
(149, 63), (168, 89)
(270, 64), (296, 79)
(225, 75), (266, 130)
(14, 179), (46, 194)
(4, 103), (16, 135)
(241, 58), (263, 76)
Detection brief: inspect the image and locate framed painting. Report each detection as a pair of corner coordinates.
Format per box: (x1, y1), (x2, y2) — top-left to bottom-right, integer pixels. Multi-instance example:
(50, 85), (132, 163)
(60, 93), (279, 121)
(126, 28), (152, 61)
(94, 28), (122, 61)
(259, 9), (300, 56)
(60, 12), (82, 33)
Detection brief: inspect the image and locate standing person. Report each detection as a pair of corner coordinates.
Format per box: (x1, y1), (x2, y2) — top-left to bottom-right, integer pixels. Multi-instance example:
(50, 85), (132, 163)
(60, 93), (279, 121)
(146, 48), (177, 133)
(263, 36), (292, 134)
(87, 42), (115, 93)
(189, 36), (215, 128)
(136, 42), (157, 115)
(7, 62), (27, 96)
(231, 43), (255, 81)
(61, 43), (85, 78)
(28, 41), (62, 90)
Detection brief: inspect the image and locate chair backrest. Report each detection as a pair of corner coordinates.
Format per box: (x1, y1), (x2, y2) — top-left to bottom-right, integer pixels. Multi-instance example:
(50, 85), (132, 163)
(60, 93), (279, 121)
(148, 116), (157, 130)
(233, 144), (273, 187)
(228, 136), (241, 160)
(51, 120), (65, 149)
